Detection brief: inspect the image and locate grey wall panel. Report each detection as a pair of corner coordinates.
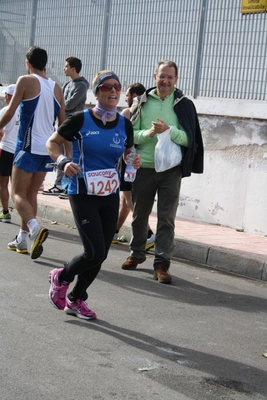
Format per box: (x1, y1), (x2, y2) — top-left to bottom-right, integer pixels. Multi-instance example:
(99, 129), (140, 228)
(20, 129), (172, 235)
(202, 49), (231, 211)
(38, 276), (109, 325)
(0, 0), (266, 101)
(34, 0), (105, 87)
(106, 0), (201, 93)
(201, 1), (266, 100)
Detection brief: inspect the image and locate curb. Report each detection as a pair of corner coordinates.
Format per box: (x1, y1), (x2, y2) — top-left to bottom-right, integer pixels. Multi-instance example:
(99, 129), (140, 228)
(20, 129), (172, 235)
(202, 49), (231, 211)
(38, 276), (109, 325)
(174, 239), (267, 281)
(36, 200), (267, 282)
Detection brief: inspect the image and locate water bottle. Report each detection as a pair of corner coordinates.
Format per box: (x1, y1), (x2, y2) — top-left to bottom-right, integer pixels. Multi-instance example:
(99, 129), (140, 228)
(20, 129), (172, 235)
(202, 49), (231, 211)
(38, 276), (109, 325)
(61, 175), (71, 190)
(124, 148), (137, 183)
(61, 170), (84, 189)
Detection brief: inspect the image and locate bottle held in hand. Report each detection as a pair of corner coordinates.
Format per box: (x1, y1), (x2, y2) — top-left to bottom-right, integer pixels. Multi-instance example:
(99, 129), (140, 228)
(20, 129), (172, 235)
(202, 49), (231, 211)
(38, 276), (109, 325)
(124, 148), (137, 183)
(61, 169), (84, 189)
(61, 175), (71, 190)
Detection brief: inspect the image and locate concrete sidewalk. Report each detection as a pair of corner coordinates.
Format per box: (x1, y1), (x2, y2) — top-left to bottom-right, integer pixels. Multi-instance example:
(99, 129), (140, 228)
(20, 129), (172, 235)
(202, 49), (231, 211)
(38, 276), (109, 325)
(32, 185), (267, 282)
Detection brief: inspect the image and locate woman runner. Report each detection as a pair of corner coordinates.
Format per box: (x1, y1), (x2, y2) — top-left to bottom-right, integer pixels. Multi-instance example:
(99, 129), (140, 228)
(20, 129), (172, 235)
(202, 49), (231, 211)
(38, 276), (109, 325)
(47, 70), (141, 320)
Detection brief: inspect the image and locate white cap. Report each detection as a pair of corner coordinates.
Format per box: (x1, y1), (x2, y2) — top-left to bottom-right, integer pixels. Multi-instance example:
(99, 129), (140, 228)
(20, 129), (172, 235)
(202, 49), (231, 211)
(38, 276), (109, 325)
(2, 84), (16, 96)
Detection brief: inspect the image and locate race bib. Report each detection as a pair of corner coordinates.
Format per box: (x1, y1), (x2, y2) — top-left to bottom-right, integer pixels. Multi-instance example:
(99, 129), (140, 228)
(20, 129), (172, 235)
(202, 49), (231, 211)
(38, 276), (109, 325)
(85, 168), (119, 196)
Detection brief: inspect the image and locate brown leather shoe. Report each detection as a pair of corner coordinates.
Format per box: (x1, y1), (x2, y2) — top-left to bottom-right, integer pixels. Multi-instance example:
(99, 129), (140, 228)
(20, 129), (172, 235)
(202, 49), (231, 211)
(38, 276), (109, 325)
(121, 256), (146, 270)
(154, 263), (172, 284)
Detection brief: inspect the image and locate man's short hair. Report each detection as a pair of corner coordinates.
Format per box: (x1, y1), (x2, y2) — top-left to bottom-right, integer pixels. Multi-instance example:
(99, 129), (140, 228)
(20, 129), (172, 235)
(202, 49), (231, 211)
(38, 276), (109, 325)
(66, 57), (82, 73)
(155, 60), (178, 77)
(26, 46), (47, 71)
(127, 82), (146, 96)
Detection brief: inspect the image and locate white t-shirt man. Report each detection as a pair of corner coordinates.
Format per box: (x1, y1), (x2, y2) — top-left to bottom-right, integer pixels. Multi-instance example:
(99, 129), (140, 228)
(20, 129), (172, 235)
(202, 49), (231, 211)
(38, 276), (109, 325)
(0, 85), (20, 154)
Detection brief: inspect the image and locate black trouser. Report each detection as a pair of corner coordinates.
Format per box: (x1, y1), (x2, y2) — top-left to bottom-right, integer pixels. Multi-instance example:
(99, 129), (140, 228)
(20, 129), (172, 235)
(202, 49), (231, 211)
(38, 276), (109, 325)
(61, 193), (119, 301)
(131, 166), (182, 265)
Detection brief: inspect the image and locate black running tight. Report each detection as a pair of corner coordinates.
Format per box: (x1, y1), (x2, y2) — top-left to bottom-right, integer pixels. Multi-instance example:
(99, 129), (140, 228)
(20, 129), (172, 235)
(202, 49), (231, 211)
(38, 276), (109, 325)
(60, 193), (119, 301)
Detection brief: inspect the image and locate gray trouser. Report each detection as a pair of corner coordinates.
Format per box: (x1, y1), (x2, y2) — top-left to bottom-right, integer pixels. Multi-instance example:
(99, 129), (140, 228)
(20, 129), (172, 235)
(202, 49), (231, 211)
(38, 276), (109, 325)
(130, 165), (182, 265)
(54, 143), (70, 186)
(55, 169), (64, 186)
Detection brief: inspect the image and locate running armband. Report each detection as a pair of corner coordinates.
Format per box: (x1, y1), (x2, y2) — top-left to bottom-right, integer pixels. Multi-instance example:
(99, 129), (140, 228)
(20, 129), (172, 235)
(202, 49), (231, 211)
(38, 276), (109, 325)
(56, 155), (72, 171)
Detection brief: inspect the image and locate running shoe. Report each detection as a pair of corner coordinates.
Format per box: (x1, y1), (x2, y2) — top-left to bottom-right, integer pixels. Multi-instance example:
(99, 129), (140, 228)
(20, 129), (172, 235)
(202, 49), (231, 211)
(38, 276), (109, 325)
(0, 212), (11, 223)
(112, 233), (127, 244)
(7, 236), (28, 254)
(112, 233), (119, 244)
(30, 226), (49, 259)
(59, 190), (69, 200)
(145, 233), (155, 251)
(64, 298), (97, 320)
(48, 268), (69, 310)
(42, 185), (64, 196)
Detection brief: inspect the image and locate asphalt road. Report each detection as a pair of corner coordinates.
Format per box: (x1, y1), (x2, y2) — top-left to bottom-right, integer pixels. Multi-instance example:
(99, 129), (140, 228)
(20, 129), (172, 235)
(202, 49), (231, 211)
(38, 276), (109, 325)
(1, 212), (267, 400)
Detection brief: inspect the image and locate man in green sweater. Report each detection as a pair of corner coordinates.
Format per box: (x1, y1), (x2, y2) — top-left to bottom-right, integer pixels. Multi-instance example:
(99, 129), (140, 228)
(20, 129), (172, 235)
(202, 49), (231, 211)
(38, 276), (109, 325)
(121, 60), (204, 284)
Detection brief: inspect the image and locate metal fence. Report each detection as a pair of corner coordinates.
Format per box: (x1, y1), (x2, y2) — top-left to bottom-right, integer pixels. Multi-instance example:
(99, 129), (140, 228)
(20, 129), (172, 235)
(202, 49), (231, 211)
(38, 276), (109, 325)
(0, 0), (266, 100)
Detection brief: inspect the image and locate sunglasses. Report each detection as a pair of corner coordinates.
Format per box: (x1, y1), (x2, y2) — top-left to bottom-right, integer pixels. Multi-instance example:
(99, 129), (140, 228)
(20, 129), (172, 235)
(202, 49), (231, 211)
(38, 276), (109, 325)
(98, 83), (122, 92)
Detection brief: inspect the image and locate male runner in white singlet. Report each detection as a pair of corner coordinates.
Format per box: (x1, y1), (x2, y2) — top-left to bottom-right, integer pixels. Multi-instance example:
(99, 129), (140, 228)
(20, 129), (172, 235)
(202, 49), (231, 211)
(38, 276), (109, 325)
(0, 46), (65, 259)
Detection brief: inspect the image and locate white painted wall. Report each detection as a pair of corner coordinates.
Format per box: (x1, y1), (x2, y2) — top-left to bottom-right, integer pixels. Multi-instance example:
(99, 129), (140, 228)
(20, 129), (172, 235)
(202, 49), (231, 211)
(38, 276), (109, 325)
(178, 114), (267, 236)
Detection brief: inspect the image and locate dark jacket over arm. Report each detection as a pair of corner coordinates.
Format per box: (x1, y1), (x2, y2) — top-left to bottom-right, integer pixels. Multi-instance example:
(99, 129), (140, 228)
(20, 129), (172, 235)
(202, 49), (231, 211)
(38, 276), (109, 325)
(174, 91), (204, 177)
(131, 87), (204, 178)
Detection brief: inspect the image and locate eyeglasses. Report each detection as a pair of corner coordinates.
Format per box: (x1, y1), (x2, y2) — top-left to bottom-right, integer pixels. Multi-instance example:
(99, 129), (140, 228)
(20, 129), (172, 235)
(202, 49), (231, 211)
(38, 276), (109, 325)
(98, 83), (122, 92)
(156, 75), (176, 81)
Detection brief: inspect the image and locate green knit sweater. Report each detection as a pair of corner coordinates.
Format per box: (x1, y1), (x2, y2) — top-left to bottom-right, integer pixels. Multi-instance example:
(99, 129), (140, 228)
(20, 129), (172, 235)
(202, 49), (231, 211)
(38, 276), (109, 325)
(133, 89), (189, 168)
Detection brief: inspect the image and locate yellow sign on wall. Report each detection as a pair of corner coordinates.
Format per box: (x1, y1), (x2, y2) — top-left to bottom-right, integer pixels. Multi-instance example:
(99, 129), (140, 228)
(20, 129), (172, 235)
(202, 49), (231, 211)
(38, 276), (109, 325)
(241, 0), (267, 13)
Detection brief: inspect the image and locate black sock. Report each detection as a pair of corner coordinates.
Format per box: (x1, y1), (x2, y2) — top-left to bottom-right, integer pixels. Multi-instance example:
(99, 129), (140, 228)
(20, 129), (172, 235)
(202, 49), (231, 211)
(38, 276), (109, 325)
(147, 229), (154, 239)
(3, 210), (9, 215)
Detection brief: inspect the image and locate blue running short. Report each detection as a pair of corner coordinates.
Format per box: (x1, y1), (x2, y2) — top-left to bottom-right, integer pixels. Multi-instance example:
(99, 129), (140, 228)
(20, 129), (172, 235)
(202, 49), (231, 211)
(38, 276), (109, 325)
(13, 150), (54, 173)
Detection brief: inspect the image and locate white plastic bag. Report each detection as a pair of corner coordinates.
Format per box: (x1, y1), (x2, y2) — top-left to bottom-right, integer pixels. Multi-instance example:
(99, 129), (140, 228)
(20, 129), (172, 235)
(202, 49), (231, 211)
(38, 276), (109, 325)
(154, 128), (182, 172)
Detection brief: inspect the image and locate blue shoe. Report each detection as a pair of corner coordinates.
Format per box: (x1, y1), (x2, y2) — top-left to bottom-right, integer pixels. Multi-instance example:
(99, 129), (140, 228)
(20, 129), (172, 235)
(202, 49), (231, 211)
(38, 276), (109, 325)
(145, 233), (155, 251)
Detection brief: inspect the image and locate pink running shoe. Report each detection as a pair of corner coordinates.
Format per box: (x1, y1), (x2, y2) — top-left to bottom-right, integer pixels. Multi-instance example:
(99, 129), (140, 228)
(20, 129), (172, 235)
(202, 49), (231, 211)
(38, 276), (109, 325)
(64, 298), (97, 320)
(49, 268), (69, 310)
